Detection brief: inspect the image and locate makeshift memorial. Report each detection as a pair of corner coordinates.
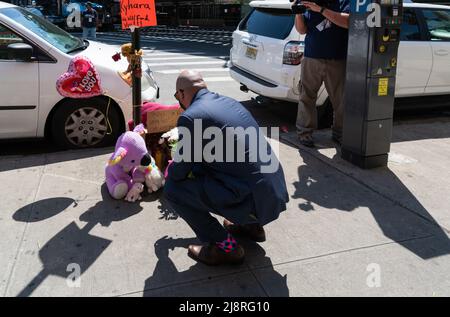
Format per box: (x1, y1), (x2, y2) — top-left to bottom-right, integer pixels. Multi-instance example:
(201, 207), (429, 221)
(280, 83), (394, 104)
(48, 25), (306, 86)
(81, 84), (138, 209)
(105, 124), (158, 201)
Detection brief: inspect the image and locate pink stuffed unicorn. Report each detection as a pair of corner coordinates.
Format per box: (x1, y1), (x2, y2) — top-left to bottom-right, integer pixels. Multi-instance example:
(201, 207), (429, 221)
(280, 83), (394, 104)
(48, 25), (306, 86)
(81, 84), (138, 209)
(105, 124), (152, 202)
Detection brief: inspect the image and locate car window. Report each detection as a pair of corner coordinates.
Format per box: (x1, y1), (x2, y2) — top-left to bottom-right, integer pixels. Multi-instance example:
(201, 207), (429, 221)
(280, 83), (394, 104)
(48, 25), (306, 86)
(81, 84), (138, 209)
(239, 8), (294, 40)
(0, 7), (83, 53)
(24, 7), (45, 18)
(400, 9), (422, 41)
(422, 8), (450, 41)
(0, 24), (24, 60)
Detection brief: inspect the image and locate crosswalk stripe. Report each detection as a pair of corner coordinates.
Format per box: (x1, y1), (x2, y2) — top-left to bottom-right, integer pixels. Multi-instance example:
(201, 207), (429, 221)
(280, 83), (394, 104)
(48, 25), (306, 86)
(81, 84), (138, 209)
(147, 60), (227, 67)
(155, 68), (230, 74)
(203, 77), (234, 82)
(94, 34), (231, 46)
(144, 55), (228, 61)
(102, 33), (223, 41)
(142, 51), (205, 56)
(140, 35), (228, 43)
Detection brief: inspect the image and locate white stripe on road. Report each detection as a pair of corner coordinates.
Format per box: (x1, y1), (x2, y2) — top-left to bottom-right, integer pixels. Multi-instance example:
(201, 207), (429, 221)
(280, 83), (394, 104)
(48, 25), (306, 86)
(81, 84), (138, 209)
(142, 51), (205, 56)
(96, 35), (155, 41)
(203, 77), (234, 82)
(144, 55), (228, 61)
(155, 68), (230, 74)
(147, 60), (227, 67)
(141, 36), (225, 43)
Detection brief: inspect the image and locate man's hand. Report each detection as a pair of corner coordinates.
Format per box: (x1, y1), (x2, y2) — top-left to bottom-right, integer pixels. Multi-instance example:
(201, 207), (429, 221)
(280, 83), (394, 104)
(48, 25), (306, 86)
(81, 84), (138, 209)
(302, 1), (322, 13)
(302, 1), (322, 12)
(302, 1), (350, 29)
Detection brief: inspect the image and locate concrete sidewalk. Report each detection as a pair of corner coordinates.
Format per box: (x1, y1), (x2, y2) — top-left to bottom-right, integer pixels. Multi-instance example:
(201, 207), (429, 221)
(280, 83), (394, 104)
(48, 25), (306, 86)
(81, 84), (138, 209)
(1, 118), (450, 296)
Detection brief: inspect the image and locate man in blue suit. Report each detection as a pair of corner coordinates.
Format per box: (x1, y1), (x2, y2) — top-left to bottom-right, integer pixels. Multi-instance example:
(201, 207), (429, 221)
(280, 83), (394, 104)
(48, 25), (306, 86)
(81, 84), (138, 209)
(164, 70), (289, 266)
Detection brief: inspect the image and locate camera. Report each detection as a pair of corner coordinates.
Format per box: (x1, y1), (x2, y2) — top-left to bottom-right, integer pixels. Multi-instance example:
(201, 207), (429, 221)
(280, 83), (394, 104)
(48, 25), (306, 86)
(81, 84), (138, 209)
(289, 0), (334, 14)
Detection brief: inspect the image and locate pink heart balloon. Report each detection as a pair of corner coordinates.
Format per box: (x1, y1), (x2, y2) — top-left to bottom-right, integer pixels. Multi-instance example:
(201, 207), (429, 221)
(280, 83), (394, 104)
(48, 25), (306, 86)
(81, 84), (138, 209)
(56, 56), (103, 98)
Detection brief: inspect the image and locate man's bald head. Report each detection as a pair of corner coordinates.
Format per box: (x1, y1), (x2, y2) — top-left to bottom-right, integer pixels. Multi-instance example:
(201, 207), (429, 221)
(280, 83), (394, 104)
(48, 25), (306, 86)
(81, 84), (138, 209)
(176, 70), (207, 91)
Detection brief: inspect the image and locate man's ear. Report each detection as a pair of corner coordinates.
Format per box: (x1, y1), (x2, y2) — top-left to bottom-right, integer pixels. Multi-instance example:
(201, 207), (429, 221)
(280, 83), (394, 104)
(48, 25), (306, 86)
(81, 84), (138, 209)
(108, 147), (127, 166)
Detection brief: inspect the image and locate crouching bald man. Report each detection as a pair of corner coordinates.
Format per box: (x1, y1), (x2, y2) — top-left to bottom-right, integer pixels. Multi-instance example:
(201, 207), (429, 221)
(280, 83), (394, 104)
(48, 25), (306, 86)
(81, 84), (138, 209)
(164, 70), (289, 265)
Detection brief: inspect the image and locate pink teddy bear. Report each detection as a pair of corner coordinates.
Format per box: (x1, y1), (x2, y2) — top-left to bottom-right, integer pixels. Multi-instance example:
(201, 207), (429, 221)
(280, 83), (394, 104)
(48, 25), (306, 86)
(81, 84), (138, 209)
(105, 124), (152, 202)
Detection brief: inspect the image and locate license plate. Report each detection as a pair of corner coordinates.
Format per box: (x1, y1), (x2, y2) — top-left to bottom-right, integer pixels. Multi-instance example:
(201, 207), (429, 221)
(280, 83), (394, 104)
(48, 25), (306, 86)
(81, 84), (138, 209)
(245, 46), (258, 60)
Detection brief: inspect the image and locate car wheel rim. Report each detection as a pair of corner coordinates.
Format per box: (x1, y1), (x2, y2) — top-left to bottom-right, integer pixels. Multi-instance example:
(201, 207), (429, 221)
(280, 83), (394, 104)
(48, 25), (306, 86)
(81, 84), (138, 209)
(64, 107), (107, 147)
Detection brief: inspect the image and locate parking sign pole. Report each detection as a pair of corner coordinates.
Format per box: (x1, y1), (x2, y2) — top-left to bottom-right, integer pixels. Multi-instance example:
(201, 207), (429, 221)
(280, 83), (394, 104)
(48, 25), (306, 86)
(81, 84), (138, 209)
(121, 0), (157, 127)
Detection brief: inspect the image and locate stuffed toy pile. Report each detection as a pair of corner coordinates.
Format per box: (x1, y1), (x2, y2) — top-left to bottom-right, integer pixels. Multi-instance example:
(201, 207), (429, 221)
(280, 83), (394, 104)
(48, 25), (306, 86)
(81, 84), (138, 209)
(105, 124), (164, 202)
(127, 102), (182, 173)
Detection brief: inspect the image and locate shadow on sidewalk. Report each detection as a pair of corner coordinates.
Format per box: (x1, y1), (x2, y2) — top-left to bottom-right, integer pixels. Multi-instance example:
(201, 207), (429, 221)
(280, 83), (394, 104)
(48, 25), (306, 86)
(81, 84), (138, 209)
(143, 236), (289, 297)
(0, 145), (112, 173)
(141, 190), (178, 221)
(12, 184), (142, 297)
(292, 146), (450, 260)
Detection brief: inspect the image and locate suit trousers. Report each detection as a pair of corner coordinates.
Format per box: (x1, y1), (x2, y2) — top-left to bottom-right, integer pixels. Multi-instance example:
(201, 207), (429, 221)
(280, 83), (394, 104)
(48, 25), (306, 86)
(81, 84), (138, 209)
(164, 177), (258, 243)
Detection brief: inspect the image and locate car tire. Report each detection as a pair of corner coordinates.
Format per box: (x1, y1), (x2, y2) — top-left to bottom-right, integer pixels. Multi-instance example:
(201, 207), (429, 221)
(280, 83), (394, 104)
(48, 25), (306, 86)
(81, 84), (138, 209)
(51, 97), (123, 149)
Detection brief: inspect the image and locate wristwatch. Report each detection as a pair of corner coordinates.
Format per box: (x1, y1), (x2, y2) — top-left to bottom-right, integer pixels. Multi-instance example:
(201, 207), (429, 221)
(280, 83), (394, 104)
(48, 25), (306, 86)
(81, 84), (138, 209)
(320, 7), (326, 14)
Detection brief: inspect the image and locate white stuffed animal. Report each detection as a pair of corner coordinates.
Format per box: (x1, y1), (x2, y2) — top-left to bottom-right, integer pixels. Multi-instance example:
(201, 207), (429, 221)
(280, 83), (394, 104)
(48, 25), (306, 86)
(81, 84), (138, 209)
(143, 160), (165, 193)
(158, 127), (179, 149)
(125, 183), (144, 202)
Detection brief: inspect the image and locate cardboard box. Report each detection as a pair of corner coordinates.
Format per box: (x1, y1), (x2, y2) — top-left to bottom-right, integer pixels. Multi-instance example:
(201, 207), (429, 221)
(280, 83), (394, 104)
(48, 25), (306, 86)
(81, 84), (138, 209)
(146, 107), (183, 133)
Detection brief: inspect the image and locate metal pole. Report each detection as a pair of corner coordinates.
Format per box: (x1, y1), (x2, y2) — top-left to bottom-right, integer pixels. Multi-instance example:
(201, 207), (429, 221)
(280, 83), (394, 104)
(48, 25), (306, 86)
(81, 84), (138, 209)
(131, 27), (141, 126)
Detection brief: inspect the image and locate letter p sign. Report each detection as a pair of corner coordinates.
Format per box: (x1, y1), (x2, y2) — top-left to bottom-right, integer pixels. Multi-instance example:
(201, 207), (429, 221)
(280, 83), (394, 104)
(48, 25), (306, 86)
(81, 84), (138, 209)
(356, 0), (367, 12)
(351, 0), (370, 13)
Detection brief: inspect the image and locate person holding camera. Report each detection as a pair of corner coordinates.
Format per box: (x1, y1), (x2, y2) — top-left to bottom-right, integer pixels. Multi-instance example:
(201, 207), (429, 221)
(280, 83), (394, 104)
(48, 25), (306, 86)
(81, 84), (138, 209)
(293, 0), (350, 147)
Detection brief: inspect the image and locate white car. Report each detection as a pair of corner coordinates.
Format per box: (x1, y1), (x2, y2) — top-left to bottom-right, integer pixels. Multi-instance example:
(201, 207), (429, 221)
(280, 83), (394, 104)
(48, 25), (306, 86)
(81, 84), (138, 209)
(230, 0), (450, 114)
(0, 2), (158, 148)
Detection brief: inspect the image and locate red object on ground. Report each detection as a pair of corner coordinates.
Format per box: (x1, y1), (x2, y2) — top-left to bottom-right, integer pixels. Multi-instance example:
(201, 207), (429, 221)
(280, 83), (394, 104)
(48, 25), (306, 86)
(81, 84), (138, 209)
(281, 125), (289, 133)
(127, 102), (180, 131)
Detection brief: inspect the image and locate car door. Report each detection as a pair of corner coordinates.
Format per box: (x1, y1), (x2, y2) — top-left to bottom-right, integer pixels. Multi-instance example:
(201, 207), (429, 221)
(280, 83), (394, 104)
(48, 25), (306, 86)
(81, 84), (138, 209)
(396, 7), (433, 96)
(421, 8), (450, 94)
(0, 23), (39, 138)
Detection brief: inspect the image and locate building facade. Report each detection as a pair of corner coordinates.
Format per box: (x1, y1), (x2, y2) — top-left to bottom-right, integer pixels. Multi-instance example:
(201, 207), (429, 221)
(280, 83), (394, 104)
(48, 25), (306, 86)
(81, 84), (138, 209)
(155, 0), (250, 27)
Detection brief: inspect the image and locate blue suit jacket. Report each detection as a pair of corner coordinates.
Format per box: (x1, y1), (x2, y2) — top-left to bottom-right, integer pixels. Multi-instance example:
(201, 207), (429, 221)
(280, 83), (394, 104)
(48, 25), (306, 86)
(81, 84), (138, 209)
(166, 89), (289, 225)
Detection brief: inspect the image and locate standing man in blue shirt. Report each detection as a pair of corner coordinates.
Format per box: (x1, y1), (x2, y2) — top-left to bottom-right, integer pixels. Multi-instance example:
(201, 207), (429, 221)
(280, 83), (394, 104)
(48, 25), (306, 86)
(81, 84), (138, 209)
(82, 2), (97, 40)
(294, 0), (350, 147)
